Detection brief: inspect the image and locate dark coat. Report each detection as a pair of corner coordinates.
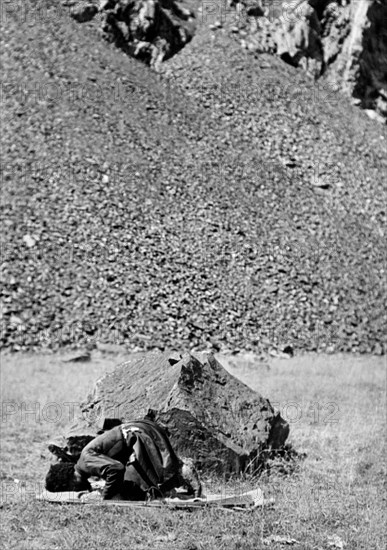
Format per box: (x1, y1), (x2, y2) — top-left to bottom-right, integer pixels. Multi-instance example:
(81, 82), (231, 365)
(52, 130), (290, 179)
(122, 419), (181, 496)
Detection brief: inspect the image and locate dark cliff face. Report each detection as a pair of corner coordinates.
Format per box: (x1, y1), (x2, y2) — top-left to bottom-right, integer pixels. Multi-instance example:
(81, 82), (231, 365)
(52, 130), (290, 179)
(304, 0), (387, 119)
(355, 0), (387, 115)
(318, 0), (387, 118)
(68, 0), (197, 68)
(228, 0), (387, 120)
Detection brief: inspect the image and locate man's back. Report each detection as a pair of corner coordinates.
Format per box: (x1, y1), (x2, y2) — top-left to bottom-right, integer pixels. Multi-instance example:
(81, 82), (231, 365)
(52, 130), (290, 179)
(121, 419), (181, 495)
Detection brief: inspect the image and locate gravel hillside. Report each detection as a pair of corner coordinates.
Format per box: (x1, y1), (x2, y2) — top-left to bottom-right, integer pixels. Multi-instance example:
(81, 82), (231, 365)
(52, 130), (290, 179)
(1, 1), (386, 354)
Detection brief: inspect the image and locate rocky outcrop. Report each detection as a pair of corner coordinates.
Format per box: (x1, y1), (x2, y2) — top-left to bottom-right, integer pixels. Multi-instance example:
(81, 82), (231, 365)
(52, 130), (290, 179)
(65, 0), (386, 116)
(322, 0), (387, 117)
(65, 0), (196, 68)
(235, 0), (387, 119)
(65, 352), (289, 474)
(275, 1), (324, 77)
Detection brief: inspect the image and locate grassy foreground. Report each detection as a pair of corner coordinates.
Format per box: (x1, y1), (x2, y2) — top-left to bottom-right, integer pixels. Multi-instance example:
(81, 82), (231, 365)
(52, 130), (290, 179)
(0, 352), (386, 549)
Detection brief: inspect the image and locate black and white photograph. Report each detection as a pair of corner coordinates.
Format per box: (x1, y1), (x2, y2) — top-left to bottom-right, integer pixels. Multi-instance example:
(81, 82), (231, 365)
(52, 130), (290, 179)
(1, 0), (386, 548)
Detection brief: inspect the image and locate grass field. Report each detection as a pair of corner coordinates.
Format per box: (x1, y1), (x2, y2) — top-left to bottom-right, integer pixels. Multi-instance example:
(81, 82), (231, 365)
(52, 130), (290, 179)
(0, 351), (385, 549)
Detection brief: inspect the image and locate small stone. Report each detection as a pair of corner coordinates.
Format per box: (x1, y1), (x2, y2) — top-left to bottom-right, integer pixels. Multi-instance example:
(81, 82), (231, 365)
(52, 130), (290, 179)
(10, 315), (23, 326)
(70, 2), (98, 23)
(311, 175), (331, 189)
(364, 109), (385, 124)
(246, 6), (264, 17)
(327, 534), (345, 549)
(96, 342), (127, 353)
(282, 345), (294, 357)
(373, 342), (384, 355)
(61, 350), (91, 363)
(23, 234), (36, 248)
(99, 0), (115, 10)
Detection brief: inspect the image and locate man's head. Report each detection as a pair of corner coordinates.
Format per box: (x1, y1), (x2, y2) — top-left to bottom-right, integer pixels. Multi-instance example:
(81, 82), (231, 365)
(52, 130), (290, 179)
(45, 463), (91, 493)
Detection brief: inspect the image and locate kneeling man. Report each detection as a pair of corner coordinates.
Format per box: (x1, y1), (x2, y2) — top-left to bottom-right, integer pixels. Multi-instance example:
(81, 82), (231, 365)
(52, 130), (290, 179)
(45, 418), (201, 500)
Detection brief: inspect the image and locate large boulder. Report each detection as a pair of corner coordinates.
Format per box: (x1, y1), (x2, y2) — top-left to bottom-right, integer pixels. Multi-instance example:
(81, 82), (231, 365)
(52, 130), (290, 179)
(66, 352), (289, 474)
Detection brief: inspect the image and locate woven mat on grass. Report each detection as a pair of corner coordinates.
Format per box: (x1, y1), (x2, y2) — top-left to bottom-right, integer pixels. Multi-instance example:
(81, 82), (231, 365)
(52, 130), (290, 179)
(36, 488), (264, 510)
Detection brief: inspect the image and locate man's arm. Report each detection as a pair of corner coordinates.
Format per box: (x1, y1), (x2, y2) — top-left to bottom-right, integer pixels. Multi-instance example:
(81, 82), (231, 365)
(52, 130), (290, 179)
(99, 460), (125, 499)
(77, 450), (125, 500)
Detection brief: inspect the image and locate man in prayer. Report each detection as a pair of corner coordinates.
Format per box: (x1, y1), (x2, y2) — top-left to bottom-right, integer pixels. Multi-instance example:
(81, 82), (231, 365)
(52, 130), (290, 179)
(45, 418), (201, 500)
